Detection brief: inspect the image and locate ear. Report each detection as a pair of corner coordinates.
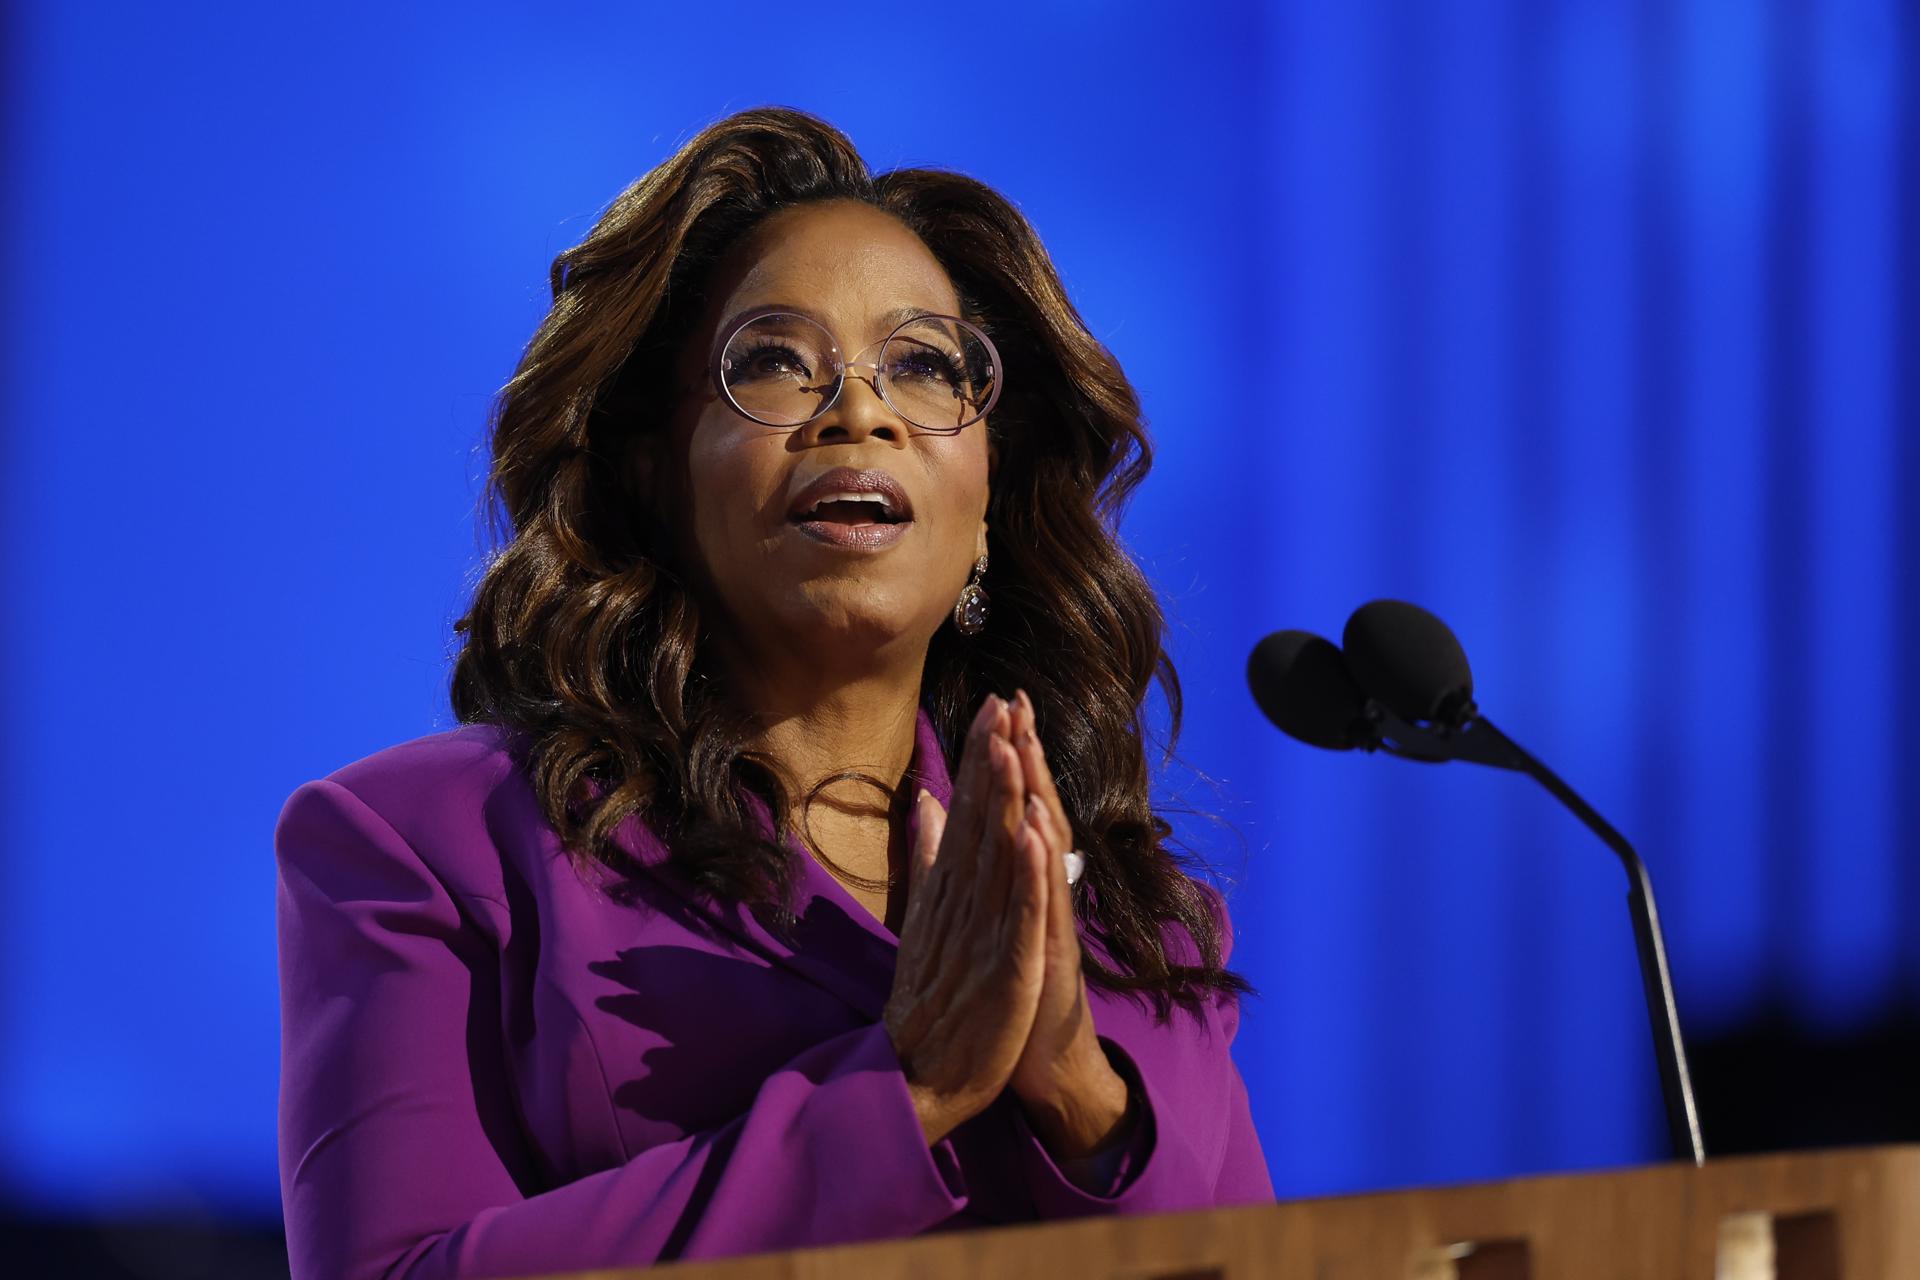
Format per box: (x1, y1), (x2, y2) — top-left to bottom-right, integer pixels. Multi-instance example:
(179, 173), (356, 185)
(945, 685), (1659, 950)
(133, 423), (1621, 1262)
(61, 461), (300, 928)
(975, 516), (989, 564)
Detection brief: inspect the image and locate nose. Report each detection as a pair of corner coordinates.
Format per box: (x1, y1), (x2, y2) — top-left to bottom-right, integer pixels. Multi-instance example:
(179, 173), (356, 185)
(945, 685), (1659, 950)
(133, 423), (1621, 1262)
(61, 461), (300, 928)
(794, 356), (908, 449)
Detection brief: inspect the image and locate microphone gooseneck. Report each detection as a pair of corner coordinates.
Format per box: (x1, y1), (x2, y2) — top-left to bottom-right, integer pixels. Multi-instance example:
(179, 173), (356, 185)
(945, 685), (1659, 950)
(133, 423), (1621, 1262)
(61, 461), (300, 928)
(1246, 601), (1706, 1166)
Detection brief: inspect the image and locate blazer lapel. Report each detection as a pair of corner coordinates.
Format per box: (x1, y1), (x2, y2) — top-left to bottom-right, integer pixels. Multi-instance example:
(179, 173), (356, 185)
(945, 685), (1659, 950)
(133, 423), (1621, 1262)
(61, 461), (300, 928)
(606, 707), (956, 1025)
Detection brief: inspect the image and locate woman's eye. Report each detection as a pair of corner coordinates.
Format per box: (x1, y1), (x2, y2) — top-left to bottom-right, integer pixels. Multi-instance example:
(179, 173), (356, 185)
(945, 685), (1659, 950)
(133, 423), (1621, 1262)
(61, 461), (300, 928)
(728, 343), (811, 383)
(889, 348), (961, 385)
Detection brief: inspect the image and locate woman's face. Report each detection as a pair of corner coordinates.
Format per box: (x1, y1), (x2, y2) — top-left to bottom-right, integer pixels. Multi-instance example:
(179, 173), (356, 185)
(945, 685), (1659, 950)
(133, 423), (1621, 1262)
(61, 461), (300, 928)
(658, 199), (993, 677)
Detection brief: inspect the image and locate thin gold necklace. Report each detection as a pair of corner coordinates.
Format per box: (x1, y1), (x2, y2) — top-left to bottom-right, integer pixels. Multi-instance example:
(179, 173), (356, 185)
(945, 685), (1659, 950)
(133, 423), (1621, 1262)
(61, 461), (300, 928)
(801, 799), (906, 893)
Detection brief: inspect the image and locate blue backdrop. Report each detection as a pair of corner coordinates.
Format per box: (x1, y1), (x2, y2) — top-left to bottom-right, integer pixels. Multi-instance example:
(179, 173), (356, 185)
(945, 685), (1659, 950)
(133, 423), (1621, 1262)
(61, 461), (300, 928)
(2, 0), (1912, 1224)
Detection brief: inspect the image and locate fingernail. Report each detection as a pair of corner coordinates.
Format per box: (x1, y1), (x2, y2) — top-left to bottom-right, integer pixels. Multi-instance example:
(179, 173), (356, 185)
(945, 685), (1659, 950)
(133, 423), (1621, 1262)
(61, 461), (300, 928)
(917, 788), (933, 807)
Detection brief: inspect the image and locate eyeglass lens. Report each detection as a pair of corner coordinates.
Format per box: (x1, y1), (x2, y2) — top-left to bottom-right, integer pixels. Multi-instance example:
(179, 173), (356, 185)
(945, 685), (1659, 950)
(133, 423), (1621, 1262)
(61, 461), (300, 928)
(719, 312), (996, 431)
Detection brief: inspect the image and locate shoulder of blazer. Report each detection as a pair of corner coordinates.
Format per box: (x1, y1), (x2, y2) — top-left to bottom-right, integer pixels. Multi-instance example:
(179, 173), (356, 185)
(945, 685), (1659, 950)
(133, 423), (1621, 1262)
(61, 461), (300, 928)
(290, 722), (532, 909)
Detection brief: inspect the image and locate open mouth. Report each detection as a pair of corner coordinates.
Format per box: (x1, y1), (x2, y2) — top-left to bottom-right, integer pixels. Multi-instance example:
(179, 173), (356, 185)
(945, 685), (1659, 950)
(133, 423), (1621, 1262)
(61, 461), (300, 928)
(789, 497), (910, 526)
(783, 470), (914, 549)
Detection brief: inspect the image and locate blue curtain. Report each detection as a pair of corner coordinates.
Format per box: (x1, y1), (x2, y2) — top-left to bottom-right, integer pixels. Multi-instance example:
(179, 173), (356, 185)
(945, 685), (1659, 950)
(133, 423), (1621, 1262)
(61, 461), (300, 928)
(2, 0), (1911, 1219)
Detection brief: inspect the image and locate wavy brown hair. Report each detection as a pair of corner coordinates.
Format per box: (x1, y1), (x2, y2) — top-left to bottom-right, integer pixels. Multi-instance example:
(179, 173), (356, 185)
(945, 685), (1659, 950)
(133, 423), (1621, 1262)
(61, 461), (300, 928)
(449, 106), (1252, 1024)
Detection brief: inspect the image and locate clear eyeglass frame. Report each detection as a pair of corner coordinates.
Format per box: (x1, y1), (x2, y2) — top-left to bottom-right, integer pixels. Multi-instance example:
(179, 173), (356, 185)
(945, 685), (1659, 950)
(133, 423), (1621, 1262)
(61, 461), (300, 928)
(707, 305), (1003, 434)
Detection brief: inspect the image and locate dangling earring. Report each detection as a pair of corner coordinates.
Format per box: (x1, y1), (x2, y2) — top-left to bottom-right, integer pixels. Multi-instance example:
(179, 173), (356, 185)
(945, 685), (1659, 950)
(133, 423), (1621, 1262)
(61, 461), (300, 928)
(952, 554), (989, 635)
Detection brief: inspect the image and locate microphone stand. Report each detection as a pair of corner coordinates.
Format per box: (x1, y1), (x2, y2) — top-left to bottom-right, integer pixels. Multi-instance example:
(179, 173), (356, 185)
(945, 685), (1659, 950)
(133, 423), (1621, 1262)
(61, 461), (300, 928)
(1359, 703), (1707, 1166)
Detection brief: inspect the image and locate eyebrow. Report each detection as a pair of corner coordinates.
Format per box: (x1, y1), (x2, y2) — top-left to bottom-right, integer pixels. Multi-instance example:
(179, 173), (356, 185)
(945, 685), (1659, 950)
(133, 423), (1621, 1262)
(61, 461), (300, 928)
(725, 302), (946, 343)
(874, 304), (939, 329)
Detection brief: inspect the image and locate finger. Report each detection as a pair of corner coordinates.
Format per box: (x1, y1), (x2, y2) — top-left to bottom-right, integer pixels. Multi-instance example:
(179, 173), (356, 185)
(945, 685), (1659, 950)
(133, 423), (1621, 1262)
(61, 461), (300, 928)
(1012, 689), (1067, 828)
(913, 789), (946, 879)
(1013, 689), (1075, 865)
(964, 734), (1018, 949)
(917, 785), (972, 939)
(902, 789), (960, 989)
(951, 736), (1007, 955)
(902, 789), (947, 929)
(982, 734), (1029, 920)
(1033, 803), (1078, 950)
(1017, 798), (1074, 948)
(952, 696), (1020, 959)
(1024, 794), (1058, 856)
(945, 693), (1007, 866)
(1000, 810), (1051, 984)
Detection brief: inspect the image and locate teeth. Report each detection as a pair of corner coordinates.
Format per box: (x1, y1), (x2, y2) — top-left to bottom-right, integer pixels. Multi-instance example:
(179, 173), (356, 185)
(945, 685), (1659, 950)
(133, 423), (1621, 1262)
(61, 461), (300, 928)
(807, 490), (893, 514)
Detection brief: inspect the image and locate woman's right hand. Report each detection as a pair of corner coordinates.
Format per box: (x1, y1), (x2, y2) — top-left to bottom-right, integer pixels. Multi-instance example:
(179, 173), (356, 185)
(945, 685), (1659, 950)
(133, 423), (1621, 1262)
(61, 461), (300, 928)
(882, 692), (1052, 1147)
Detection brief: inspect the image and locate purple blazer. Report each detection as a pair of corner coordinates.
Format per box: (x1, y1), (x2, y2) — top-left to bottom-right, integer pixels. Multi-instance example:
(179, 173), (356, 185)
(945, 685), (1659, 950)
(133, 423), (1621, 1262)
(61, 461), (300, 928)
(275, 708), (1272, 1279)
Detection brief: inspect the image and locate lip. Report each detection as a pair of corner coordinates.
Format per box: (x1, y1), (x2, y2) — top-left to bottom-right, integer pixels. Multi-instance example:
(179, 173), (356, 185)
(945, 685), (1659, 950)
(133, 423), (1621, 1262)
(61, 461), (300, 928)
(785, 466), (915, 524)
(788, 519), (911, 551)
(784, 467), (913, 554)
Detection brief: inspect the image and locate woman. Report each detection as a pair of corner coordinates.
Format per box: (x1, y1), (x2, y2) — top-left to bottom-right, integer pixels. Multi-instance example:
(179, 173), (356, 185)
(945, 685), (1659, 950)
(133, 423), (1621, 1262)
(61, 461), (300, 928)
(275, 106), (1270, 1279)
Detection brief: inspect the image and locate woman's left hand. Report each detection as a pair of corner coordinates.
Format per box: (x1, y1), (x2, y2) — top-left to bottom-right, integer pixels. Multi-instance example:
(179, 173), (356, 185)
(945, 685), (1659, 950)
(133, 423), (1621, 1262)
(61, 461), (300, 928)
(1003, 689), (1134, 1158)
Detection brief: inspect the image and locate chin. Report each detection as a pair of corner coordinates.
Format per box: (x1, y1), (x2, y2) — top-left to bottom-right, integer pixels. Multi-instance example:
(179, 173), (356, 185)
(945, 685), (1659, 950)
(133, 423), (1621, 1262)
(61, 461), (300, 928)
(782, 588), (938, 658)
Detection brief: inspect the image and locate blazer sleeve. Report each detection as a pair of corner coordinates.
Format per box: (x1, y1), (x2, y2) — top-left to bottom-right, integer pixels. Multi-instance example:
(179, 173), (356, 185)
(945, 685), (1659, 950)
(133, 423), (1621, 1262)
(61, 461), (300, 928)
(276, 777), (969, 1280)
(1011, 880), (1274, 1215)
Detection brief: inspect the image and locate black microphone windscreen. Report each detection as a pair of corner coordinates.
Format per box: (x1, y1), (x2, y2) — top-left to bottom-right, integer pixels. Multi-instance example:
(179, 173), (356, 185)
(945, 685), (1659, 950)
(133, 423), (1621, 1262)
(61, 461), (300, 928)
(1341, 599), (1475, 725)
(1246, 630), (1370, 751)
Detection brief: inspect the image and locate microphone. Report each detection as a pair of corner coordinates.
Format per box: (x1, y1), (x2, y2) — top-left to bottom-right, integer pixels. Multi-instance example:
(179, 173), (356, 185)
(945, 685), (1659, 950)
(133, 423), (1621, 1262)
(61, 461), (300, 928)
(1342, 598), (1475, 727)
(1247, 600), (1706, 1165)
(1245, 630), (1373, 751)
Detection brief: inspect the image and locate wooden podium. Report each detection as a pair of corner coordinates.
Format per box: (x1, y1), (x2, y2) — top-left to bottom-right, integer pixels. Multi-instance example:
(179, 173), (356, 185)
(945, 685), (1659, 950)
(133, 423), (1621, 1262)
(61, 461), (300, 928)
(528, 1145), (1917, 1280)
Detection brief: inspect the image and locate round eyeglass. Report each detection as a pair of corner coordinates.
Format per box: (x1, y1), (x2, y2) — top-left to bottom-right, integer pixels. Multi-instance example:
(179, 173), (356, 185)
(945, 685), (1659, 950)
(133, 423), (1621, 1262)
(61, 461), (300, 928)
(710, 307), (1001, 434)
